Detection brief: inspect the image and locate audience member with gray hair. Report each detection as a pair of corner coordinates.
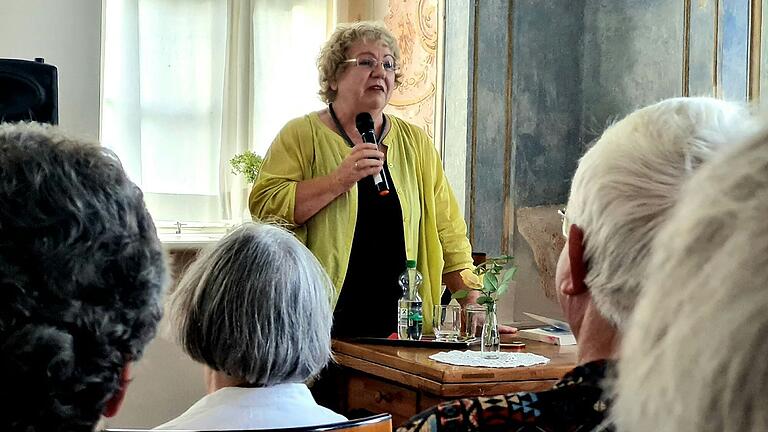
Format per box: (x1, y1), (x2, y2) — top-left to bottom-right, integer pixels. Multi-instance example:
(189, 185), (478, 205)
(397, 97), (755, 432)
(0, 122), (167, 432)
(614, 127), (768, 432)
(156, 222), (346, 430)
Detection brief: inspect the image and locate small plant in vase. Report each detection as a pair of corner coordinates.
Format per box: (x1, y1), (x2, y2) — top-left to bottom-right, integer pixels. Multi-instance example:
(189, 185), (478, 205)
(452, 255), (517, 356)
(229, 150), (264, 184)
(229, 150), (264, 221)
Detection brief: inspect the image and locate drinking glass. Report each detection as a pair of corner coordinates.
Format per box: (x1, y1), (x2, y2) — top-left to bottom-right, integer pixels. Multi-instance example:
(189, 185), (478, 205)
(433, 304), (460, 341)
(462, 304), (486, 340)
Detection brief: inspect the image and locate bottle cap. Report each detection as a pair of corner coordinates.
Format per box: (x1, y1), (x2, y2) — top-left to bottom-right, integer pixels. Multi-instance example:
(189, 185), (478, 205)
(406, 259), (417, 268)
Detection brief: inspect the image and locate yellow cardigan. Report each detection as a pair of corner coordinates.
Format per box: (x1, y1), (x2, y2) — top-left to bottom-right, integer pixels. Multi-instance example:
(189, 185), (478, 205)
(249, 112), (473, 330)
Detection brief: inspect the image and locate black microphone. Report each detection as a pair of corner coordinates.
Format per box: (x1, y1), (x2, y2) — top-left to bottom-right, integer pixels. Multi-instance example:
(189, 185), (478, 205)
(355, 112), (390, 196)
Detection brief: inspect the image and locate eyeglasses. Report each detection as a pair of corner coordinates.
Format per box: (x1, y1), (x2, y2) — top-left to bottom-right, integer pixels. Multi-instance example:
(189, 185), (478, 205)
(342, 56), (398, 72)
(558, 208), (569, 238)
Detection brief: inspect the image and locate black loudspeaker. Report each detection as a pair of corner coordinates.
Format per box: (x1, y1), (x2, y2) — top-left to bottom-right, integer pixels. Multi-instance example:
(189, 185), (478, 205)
(0, 58), (58, 124)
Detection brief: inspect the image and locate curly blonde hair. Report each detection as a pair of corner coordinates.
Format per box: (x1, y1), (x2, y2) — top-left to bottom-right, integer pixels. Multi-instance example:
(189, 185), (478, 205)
(317, 21), (403, 103)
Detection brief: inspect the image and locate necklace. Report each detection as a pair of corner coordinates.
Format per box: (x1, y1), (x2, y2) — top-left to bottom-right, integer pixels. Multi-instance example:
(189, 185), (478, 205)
(328, 103), (387, 148)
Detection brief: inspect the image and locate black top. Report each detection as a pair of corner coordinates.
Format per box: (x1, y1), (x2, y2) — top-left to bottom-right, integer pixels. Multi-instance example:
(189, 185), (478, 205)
(332, 164), (407, 338)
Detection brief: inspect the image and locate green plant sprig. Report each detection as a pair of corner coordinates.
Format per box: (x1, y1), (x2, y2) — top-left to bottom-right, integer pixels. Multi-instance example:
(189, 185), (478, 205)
(452, 255), (517, 306)
(230, 150), (264, 184)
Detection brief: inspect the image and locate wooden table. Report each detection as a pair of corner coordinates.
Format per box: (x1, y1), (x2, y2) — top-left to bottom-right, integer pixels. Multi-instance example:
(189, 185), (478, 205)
(332, 339), (578, 425)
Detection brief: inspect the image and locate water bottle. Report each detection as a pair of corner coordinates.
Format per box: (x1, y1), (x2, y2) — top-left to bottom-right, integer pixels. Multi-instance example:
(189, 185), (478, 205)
(397, 260), (423, 340)
(397, 295), (410, 340)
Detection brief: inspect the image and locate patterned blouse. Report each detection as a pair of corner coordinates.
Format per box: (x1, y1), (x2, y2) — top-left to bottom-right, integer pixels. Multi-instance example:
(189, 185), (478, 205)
(396, 360), (614, 432)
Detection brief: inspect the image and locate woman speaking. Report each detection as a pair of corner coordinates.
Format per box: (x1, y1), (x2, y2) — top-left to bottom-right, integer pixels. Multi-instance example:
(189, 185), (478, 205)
(250, 21), (474, 338)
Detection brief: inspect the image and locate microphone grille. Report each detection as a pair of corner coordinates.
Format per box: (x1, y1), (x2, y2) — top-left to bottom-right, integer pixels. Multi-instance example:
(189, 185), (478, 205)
(355, 112), (375, 133)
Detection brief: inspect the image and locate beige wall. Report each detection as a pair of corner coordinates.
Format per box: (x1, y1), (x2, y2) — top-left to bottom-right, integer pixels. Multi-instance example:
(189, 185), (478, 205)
(102, 318), (206, 429)
(103, 250), (206, 428)
(0, 0), (102, 139)
(335, 0), (376, 23)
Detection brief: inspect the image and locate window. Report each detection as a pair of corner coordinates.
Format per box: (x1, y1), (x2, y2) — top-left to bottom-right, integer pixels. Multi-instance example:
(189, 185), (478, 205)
(102, 0), (329, 224)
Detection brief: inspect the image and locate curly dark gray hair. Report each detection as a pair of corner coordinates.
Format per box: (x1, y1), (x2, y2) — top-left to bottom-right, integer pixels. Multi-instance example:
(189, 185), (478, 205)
(0, 122), (167, 431)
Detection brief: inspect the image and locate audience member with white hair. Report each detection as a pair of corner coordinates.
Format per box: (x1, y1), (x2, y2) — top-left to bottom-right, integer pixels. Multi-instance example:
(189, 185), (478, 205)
(397, 97), (756, 432)
(614, 127), (768, 432)
(155, 223), (346, 430)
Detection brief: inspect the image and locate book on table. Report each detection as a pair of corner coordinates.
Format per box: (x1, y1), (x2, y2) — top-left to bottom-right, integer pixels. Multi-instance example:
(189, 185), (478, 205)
(517, 326), (576, 346)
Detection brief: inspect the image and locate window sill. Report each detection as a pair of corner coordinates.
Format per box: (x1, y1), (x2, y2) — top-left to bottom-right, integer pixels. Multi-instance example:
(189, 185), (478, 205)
(159, 233), (225, 251)
(156, 221), (232, 251)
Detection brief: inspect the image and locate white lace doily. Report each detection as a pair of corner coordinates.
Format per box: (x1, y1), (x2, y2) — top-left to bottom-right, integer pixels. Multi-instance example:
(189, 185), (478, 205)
(429, 350), (550, 368)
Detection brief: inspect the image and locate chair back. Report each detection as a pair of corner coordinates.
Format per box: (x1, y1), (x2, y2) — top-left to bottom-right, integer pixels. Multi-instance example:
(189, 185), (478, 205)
(105, 412), (392, 432)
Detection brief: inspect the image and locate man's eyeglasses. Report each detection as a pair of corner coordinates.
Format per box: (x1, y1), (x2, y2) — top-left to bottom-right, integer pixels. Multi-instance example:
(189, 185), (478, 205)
(342, 56), (398, 72)
(558, 208), (569, 238)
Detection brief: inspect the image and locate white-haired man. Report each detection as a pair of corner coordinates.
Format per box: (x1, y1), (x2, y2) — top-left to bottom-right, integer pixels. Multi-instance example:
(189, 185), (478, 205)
(614, 127), (768, 432)
(397, 97), (755, 432)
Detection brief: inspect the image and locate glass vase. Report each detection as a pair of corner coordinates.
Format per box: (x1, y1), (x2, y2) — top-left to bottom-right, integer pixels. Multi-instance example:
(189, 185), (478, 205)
(481, 302), (500, 358)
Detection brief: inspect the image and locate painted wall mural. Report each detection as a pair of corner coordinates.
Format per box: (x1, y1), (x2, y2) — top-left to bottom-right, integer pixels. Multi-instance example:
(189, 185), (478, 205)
(382, 0), (439, 139)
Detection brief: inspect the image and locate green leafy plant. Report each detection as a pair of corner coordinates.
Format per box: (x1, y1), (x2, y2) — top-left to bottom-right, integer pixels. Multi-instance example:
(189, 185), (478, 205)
(229, 150), (264, 184)
(452, 255), (517, 306)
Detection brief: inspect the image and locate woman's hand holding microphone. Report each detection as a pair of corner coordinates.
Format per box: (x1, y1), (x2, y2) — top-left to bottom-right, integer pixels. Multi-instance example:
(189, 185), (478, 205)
(333, 143), (384, 192)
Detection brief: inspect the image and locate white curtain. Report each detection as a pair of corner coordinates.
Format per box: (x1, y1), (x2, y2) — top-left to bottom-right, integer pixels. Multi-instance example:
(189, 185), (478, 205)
(103, 0), (329, 224)
(103, 0), (227, 223)
(219, 0), (329, 220)
(218, 0), (256, 221)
